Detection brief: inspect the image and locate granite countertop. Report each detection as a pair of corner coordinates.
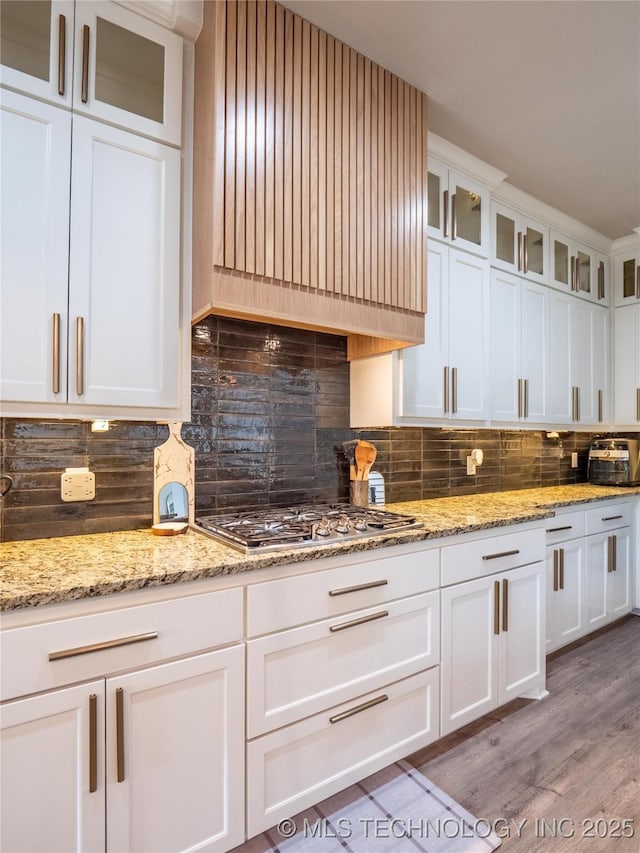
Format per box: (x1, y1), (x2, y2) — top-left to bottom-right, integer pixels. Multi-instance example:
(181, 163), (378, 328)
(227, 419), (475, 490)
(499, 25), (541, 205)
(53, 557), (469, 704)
(1, 484), (638, 612)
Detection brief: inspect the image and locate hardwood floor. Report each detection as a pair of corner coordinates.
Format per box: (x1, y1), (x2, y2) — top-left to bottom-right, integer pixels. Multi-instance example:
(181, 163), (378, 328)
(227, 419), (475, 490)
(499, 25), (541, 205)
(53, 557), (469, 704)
(408, 616), (640, 852)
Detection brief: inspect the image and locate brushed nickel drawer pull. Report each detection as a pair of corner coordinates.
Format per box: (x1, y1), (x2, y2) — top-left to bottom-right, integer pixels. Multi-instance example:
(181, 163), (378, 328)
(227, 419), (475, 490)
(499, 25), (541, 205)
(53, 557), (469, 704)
(52, 312), (61, 393)
(482, 549), (519, 561)
(546, 525), (572, 533)
(115, 687), (125, 782)
(518, 378), (523, 418)
(57, 15), (66, 96)
(553, 550), (559, 592)
(49, 631), (158, 661)
(559, 548), (565, 590)
(329, 579), (388, 597)
(451, 367), (458, 414)
(502, 578), (509, 632)
(76, 316), (84, 396)
(494, 580), (500, 635)
(602, 515), (623, 522)
(81, 25), (90, 103)
(329, 693), (388, 724)
(329, 610), (389, 633)
(598, 389), (603, 423)
(443, 190), (449, 238)
(444, 366), (450, 413)
(524, 378), (529, 419)
(89, 693), (97, 793)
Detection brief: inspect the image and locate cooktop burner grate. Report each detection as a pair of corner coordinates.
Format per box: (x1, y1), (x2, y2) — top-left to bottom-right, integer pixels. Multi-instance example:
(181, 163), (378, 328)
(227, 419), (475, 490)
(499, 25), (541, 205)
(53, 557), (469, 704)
(195, 503), (422, 552)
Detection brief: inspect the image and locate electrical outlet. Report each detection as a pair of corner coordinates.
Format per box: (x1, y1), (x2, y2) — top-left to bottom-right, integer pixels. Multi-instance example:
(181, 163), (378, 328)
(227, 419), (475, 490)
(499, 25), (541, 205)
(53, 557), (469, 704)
(571, 452), (578, 469)
(466, 456), (477, 476)
(61, 467), (95, 502)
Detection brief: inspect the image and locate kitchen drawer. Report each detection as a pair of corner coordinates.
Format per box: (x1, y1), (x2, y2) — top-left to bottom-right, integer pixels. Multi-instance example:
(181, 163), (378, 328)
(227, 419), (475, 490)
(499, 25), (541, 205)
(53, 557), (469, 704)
(544, 510), (586, 545)
(247, 546), (439, 636)
(247, 590), (439, 737)
(0, 587), (243, 702)
(441, 528), (545, 587)
(246, 667), (440, 838)
(584, 502), (631, 536)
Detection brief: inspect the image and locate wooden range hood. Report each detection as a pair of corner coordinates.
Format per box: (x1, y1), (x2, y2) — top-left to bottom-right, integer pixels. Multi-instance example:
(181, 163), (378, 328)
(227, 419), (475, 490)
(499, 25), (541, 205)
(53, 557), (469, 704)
(193, 0), (428, 359)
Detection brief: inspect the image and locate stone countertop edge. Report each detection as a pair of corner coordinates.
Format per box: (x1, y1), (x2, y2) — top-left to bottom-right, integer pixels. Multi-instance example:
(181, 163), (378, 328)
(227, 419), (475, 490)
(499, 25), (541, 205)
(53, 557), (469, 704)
(1, 485), (638, 612)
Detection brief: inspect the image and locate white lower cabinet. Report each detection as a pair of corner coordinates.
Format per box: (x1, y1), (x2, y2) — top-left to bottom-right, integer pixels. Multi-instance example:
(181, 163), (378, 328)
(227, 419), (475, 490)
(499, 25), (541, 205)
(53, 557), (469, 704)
(545, 539), (586, 652)
(0, 590), (245, 853)
(585, 528), (632, 634)
(440, 560), (545, 736)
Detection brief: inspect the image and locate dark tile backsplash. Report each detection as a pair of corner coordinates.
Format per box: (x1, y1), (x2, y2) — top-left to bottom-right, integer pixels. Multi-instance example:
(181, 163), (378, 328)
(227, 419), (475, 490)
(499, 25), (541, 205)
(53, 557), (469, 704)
(0, 316), (631, 541)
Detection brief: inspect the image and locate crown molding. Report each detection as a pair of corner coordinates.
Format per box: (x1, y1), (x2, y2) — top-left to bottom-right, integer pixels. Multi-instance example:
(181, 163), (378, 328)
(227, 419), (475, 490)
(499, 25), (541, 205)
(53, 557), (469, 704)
(115, 0), (203, 39)
(428, 132), (508, 190)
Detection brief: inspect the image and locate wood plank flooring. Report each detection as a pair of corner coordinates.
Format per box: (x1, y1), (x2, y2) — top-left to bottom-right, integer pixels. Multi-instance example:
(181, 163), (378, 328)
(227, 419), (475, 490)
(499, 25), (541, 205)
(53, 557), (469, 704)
(408, 616), (640, 853)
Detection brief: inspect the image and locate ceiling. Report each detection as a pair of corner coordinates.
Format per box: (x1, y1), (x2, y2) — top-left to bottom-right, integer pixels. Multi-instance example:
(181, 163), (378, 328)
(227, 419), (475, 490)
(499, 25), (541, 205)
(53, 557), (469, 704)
(281, 0), (640, 243)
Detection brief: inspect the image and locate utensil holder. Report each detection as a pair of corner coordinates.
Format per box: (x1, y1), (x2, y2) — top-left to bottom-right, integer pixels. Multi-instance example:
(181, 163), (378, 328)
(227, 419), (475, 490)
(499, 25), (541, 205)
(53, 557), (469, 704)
(350, 479), (369, 507)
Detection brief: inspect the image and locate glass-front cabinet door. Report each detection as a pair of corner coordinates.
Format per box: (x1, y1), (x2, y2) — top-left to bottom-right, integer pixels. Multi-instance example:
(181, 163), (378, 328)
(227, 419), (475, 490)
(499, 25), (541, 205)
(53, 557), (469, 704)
(491, 200), (548, 284)
(613, 250), (640, 307)
(550, 231), (596, 302)
(73, 2), (182, 145)
(427, 157), (489, 256)
(0, 0), (74, 106)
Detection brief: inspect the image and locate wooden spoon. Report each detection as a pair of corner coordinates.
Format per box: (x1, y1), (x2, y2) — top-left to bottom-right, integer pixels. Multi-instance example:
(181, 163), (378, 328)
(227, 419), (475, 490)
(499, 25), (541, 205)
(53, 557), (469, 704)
(355, 441), (377, 480)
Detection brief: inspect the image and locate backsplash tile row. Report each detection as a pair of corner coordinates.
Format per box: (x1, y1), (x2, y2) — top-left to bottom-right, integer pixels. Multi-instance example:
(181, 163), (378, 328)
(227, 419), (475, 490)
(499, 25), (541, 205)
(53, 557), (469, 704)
(0, 316), (629, 541)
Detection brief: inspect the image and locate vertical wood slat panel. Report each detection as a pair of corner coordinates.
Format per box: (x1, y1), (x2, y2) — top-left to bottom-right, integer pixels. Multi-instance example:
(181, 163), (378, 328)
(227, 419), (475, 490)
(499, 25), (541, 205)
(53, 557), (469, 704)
(235, 1), (247, 271)
(224, 1), (237, 269)
(309, 26), (319, 290)
(292, 14), (303, 284)
(273, 2), (284, 281)
(317, 30), (327, 291)
(213, 1), (427, 311)
(283, 6), (293, 282)
(212, 1), (227, 268)
(245, 0), (256, 274)
(255, 0), (266, 277)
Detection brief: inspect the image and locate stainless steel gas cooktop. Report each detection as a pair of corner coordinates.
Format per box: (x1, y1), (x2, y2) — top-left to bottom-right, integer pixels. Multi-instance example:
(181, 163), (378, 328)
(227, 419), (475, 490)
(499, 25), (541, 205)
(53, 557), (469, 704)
(195, 503), (423, 553)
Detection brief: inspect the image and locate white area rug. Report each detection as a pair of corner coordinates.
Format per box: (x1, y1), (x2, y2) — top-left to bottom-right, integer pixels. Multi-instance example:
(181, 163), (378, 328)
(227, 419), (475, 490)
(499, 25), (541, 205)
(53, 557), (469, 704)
(233, 760), (501, 852)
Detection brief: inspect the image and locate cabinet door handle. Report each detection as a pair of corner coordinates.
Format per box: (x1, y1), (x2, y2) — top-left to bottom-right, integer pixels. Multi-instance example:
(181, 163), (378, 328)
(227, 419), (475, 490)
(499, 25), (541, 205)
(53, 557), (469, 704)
(637, 388), (640, 422)
(443, 190), (449, 238)
(612, 535), (617, 571)
(76, 316), (85, 396)
(576, 387), (580, 422)
(482, 549), (519, 561)
(559, 548), (565, 590)
(49, 631), (158, 661)
(547, 525), (572, 533)
(553, 549), (559, 592)
(451, 366), (457, 414)
(328, 579), (388, 597)
(329, 610), (388, 633)
(517, 231), (522, 271)
(329, 693), (388, 725)
(81, 24), (90, 103)
(444, 366), (450, 413)
(523, 233), (528, 274)
(571, 255), (576, 291)
(572, 386), (576, 421)
(52, 313), (61, 394)
(89, 693), (98, 793)
(502, 578), (509, 632)
(518, 378), (523, 418)
(494, 580), (500, 635)
(636, 264), (640, 299)
(57, 14), (66, 96)
(451, 193), (457, 240)
(524, 378), (529, 419)
(115, 687), (125, 782)
(598, 261), (605, 300)
(598, 389), (603, 423)
(607, 535), (614, 572)
(602, 515), (623, 522)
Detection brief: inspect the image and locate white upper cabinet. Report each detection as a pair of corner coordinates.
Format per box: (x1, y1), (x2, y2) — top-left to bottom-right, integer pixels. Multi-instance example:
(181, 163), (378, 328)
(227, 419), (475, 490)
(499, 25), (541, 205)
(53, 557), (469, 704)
(427, 157), (491, 257)
(614, 304), (640, 427)
(489, 270), (548, 423)
(550, 230), (600, 303)
(0, 0), (182, 145)
(490, 200), (548, 285)
(401, 245), (489, 422)
(613, 248), (640, 308)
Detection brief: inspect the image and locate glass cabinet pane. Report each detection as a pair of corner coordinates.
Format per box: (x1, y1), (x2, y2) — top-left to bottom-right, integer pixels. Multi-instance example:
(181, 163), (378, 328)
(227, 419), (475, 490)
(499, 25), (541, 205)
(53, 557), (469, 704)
(577, 251), (591, 293)
(554, 239), (569, 285)
(623, 258), (636, 298)
(427, 171), (440, 231)
(95, 17), (165, 123)
(1, 0), (51, 82)
(455, 184), (481, 246)
(526, 227), (544, 276)
(496, 213), (514, 264)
